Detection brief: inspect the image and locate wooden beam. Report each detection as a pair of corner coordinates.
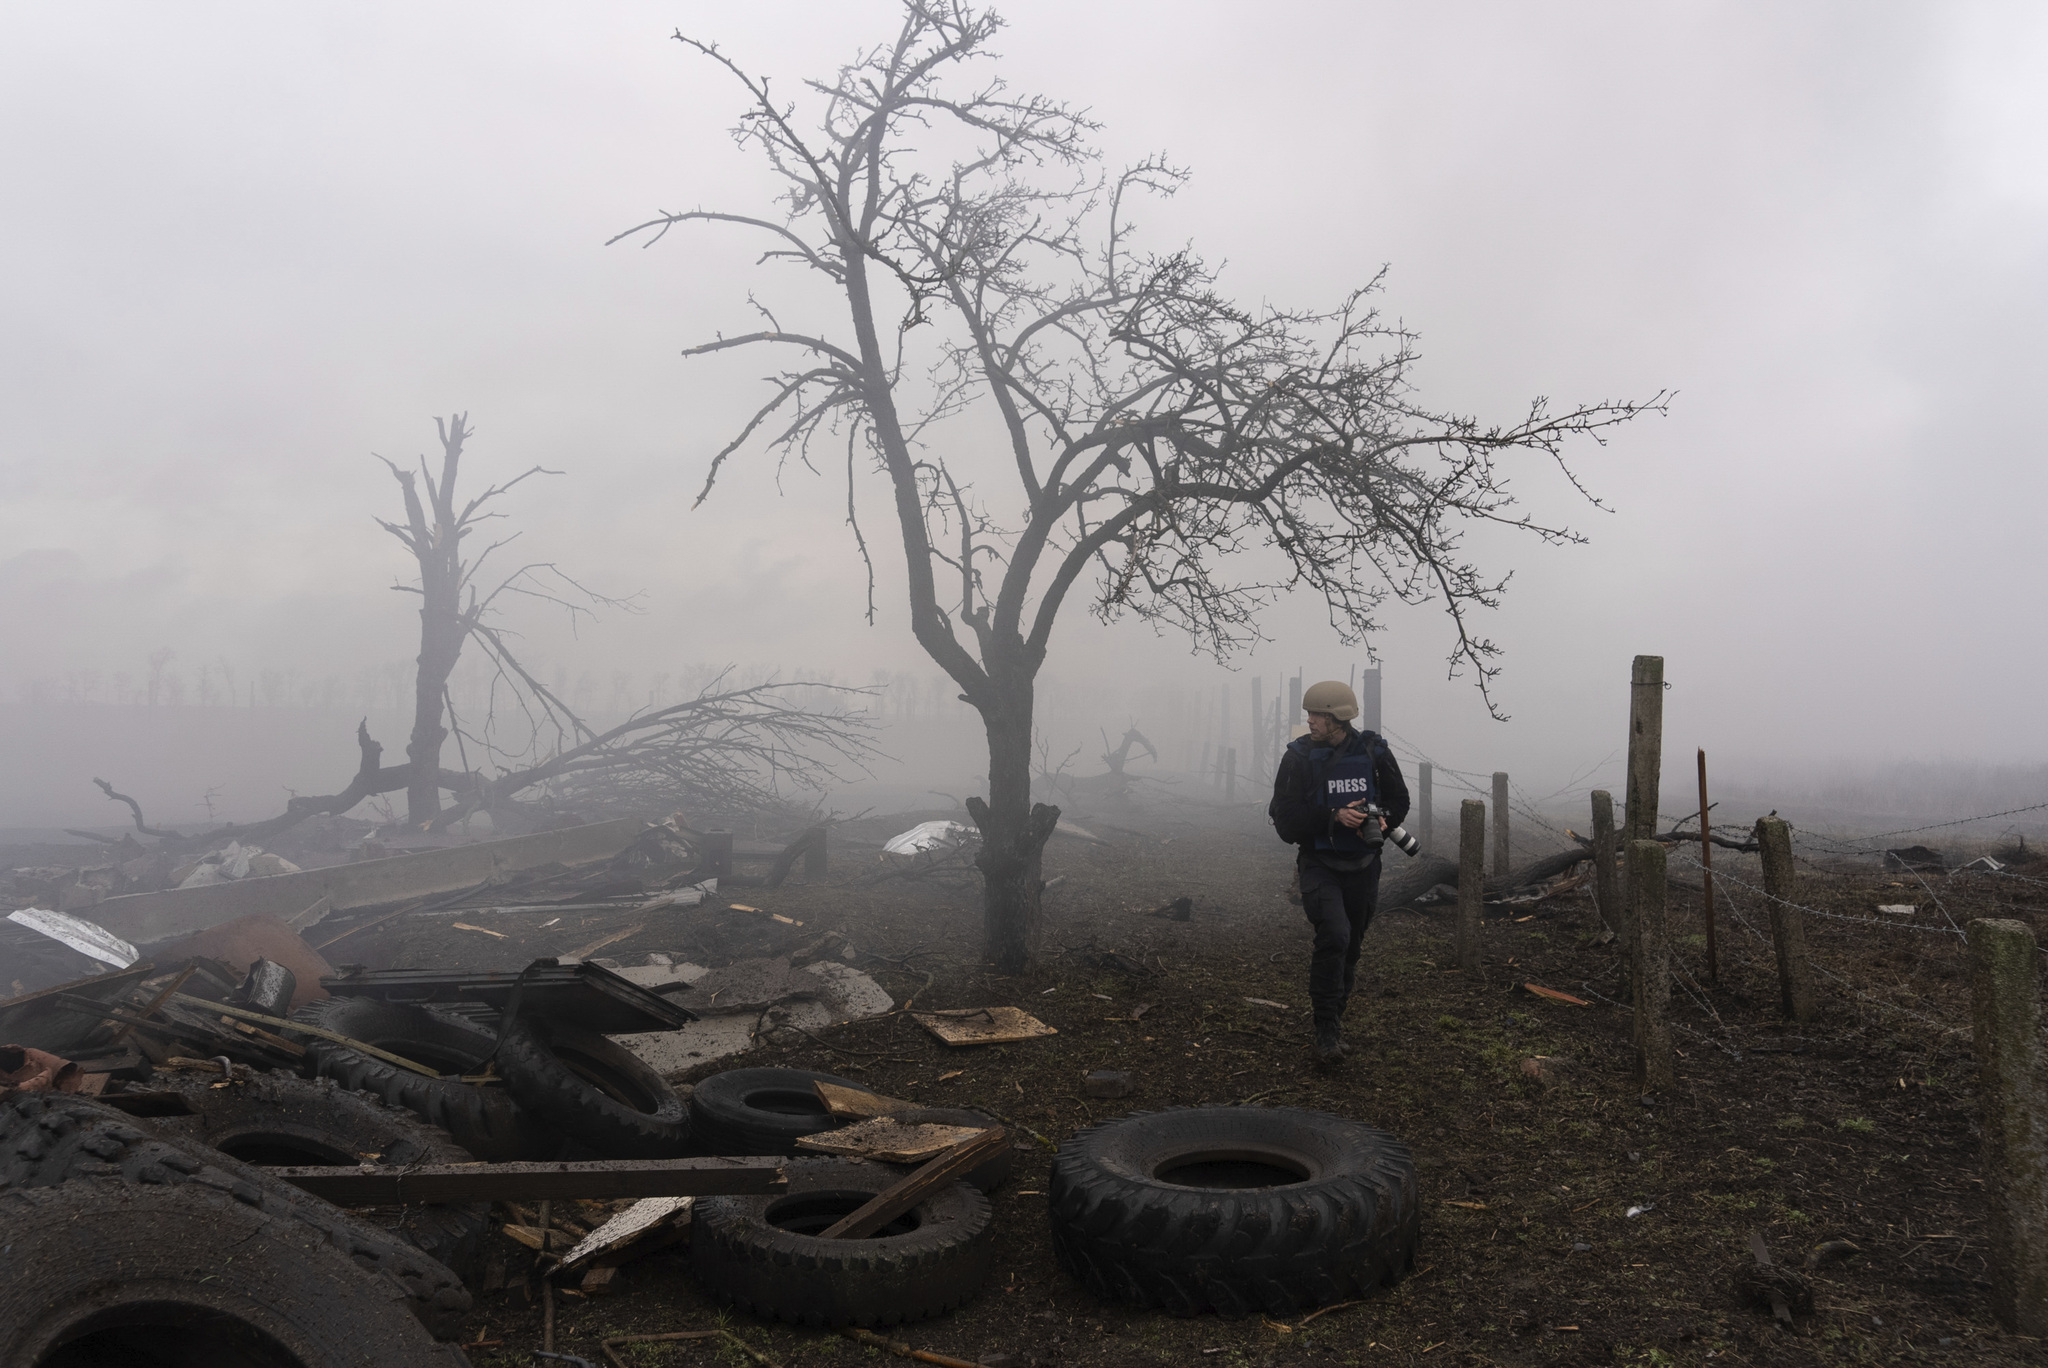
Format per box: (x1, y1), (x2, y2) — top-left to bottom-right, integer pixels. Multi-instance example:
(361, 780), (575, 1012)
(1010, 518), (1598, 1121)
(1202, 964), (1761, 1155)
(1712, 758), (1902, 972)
(269, 1156), (787, 1205)
(817, 1128), (1007, 1240)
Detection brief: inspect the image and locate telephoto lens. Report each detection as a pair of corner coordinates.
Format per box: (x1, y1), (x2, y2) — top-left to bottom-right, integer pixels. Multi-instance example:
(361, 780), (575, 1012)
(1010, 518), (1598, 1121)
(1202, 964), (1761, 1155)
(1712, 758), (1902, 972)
(1384, 824), (1422, 857)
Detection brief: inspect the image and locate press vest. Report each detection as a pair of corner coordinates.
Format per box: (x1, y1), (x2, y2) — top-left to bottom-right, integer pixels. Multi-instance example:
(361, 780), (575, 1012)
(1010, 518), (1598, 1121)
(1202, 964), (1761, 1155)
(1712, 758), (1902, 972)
(1290, 730), (1386, 861)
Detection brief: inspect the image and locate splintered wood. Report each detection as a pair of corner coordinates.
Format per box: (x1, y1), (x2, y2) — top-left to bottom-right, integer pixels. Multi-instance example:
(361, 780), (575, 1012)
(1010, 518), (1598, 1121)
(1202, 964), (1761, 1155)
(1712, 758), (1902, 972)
(813, 1080), (917, 1119)
(909, 1006), (1057, 1046)
(795, 1115), (987, 1163)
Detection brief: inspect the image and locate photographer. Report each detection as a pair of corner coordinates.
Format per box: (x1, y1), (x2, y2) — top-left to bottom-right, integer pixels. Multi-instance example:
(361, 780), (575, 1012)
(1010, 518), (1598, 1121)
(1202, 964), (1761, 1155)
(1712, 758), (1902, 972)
(1268, 680), (1409, 1064)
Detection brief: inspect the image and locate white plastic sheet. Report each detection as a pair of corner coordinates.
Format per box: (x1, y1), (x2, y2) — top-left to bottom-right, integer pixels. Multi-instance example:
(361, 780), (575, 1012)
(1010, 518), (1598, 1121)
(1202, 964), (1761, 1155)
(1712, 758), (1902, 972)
(882, 820), (976, 856)
(6, 907), (139, 969)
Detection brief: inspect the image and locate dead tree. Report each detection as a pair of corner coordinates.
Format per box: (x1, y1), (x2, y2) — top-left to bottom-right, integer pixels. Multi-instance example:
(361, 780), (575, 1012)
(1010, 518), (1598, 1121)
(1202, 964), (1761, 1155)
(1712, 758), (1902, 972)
(92, 419), (876, 848)
(618, 2), (1663, 970)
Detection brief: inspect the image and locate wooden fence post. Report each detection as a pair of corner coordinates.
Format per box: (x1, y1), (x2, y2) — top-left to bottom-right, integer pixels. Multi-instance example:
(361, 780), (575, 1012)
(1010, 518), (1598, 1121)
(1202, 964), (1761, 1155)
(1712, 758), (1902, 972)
(1492, 772), (1511, 878)
(1224, 748), (1237, 803)
(1754, 816), (1815, 1022)
(1457, 800), (1485, 974)
(1968, 918), (2048, 1334)
(1623, 655), (1665, 925)
(1627, 839), (1674, 1090)
(1418, 763), (1434, 854)
(1591, 790), (1622, 943)
(804, 826), (829, 879)
(1251, 676), (1266, 778)
(702, 831), (734, 883)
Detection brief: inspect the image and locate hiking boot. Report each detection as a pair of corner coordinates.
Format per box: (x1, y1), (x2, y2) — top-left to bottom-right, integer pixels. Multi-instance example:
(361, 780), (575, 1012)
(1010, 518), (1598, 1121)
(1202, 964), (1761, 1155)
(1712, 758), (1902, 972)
(1313, 1020), (1348, 1065)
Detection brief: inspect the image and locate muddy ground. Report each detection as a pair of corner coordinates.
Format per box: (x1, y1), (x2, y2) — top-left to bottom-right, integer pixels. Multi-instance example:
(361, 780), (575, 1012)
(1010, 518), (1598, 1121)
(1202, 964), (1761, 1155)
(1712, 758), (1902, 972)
(330, 800), (2048, 1368)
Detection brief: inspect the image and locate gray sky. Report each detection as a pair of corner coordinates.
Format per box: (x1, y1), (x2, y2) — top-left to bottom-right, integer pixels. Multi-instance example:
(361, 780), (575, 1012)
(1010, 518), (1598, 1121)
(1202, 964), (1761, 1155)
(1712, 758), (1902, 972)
(3, 1), (2044, 821)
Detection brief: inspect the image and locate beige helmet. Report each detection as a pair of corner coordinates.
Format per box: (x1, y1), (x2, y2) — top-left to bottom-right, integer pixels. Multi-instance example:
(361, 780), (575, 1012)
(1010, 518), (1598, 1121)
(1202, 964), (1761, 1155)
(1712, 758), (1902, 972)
(1301, 679), (1359, 721)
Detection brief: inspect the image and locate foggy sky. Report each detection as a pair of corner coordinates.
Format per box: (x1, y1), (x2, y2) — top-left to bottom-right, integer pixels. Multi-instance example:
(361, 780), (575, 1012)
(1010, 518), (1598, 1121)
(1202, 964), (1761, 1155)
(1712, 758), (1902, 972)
(3, 1), (2044, 822)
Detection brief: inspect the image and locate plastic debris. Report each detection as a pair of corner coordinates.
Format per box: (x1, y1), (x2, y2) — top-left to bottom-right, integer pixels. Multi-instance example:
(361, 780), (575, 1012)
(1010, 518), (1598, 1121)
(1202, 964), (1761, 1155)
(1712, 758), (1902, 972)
(882, 820), (977, 856)
(5, 907), (138, 969)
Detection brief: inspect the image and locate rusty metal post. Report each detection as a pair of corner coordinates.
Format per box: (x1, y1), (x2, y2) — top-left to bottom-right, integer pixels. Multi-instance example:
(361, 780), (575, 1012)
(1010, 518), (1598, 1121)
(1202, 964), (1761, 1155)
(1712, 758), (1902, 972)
(1627, 839), (1674, 1090)
(1968, 918), (2048, 1334)
(1457, 800), (1485, 974)
(1697, 748), (1716, 981)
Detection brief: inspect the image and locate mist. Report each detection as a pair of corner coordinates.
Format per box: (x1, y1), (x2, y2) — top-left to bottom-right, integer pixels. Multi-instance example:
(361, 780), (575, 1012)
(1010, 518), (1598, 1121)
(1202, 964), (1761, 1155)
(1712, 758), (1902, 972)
(3, 0), (2044, 839)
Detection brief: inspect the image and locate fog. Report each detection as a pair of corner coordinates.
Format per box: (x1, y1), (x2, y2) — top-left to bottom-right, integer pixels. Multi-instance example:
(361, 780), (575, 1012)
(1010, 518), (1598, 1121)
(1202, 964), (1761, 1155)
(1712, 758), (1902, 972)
(3, 2), (2044, 834)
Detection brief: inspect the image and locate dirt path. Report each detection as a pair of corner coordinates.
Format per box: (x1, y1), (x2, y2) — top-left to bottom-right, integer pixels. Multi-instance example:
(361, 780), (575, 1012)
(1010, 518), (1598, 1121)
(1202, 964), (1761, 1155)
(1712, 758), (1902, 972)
(363, 803), (2040, 1368)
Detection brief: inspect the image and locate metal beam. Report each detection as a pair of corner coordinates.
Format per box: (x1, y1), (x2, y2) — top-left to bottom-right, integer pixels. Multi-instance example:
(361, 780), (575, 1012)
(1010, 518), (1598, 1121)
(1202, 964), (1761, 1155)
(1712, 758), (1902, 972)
(269, 1155), (788, 1205)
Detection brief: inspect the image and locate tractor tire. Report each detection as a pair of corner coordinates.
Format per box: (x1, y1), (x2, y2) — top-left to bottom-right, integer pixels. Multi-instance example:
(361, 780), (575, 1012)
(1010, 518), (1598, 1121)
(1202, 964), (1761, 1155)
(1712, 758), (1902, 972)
(686, 1066), (863, 1156)
(0, 1091), (472, 1346)
(1047, 1105), (1418, 1317)
(496, 1015), (690, 1159)
(690, 1158), (993, 1326)
(150, 1070), (491, 1288)
(290, 996), (557, 1162)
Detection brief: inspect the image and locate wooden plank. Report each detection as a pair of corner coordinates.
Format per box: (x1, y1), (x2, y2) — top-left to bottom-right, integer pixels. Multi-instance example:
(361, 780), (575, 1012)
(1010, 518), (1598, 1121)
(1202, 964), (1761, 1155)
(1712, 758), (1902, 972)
(910, 1006), (1056, 1046)
(171, 994), (438, 1077)
(795, 1117), (986, 1163)
(816, 1128), (1007, 1240)
(813, 1080), (917, 1119)
(269, 1156), (787, 1205)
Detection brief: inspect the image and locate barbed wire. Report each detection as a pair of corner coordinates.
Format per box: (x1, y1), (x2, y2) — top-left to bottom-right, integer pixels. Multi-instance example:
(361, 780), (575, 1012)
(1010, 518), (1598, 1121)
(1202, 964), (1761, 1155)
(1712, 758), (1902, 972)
(1789, 800), (2048, 855)
(1670, 851), (1965, 937)
(1711, 887), (1970, 1035)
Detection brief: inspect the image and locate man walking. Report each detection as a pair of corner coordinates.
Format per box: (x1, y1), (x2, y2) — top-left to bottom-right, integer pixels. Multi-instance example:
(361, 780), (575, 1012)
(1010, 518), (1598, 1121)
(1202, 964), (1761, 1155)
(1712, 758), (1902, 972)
(1268, 680), (1409, 1064)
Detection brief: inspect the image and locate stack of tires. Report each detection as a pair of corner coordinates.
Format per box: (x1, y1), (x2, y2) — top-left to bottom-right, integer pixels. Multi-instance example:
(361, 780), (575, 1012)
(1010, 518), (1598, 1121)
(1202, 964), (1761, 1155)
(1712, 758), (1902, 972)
(0, 1089), (472, 1367)
(682, 1067), (1004, 1328)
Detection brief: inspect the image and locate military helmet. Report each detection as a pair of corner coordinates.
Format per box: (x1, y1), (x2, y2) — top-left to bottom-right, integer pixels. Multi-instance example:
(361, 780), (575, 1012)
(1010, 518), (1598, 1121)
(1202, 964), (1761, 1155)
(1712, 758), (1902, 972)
(1301, 679), (1359, 721)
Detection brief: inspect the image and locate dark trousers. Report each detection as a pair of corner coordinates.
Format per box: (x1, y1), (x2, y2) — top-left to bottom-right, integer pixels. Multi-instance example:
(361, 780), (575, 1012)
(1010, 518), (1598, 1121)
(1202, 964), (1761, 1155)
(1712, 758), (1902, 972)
(1299, 854), (1381, 1024)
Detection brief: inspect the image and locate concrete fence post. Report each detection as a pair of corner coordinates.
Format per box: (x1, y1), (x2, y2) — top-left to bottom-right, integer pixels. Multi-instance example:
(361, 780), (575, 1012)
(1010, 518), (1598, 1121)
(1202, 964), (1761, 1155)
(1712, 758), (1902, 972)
(1591, 789), (1622, 944)
(1755, 816), (1815, 1022)
(1418, 763), (1434, 854)
(1968, 918), (2048, 1334)
(1627, 839), (1674, 1090)
(1457, 800), (1485, 974)
(1492, 772), (1511, 878)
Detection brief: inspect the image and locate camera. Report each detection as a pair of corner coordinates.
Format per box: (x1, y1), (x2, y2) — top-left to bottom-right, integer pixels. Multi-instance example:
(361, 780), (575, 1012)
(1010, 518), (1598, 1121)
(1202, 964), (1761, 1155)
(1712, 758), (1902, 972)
(1363, 804), (1422, 858)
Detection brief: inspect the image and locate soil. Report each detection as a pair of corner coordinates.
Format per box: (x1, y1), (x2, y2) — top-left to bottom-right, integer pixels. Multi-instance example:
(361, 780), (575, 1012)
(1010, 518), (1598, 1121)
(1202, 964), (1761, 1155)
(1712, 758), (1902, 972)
(324, 802), (2048, 1368)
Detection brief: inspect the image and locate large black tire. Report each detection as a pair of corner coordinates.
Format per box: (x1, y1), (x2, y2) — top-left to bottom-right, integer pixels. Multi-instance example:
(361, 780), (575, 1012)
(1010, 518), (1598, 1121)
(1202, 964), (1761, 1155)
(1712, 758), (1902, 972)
(0, 1092), (472, 1347)
(1048, 1106), (1418, 1317)
(881, 1108), (1016, 1194)
(690, 1158), (993, 1326)
(686, 1066), (864, 1156)
(290, 996), (557, 1162)
(496, 1015), (690, 1159)
(150, 1071), (491, 1288)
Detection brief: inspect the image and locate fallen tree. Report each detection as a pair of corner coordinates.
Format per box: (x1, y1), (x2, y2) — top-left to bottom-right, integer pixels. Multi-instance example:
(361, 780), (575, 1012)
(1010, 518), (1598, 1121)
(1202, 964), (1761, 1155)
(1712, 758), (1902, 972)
(88, 676), (875, 854)
(1380, 818), (1760, 911)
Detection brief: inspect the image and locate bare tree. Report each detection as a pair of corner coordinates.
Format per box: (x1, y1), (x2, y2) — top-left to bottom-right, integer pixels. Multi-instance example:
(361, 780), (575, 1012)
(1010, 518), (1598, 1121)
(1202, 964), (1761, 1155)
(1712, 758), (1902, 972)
(91, 416), (876, 850)
(617, 1), (1664, 970)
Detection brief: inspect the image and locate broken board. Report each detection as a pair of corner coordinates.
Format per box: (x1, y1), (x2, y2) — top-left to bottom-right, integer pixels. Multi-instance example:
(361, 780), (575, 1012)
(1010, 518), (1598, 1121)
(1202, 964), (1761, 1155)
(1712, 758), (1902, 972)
(909, 1005), (1057, 1046)
(794, 1115), (987, 1163)
(813, 1080), (918, 1119)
